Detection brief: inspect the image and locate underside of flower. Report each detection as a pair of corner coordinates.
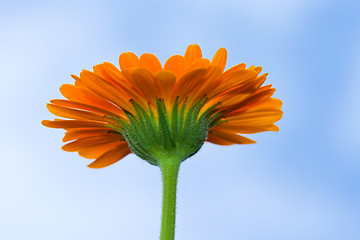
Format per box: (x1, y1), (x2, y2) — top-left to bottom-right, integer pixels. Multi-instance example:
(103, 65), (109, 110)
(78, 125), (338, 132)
(106, 96), (222, 165)
(42, 44), (283, 168)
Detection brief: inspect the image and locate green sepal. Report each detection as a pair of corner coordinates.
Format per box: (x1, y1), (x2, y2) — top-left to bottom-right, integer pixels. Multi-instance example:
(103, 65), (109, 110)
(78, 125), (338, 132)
(170, 97), (179, 142)
(105, 97), (222, 166)
(156, 98), (176, 150)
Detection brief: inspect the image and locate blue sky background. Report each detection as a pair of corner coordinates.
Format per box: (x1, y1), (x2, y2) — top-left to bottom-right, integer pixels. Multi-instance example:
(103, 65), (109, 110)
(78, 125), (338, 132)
(1, 0), (359, 239)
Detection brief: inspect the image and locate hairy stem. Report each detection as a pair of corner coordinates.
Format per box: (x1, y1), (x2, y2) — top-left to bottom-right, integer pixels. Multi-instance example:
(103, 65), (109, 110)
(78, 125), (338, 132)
(159, 158), (181, 240)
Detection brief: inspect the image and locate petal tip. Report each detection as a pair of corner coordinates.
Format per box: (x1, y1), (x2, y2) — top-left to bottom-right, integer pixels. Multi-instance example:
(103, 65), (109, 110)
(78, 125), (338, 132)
(87, 163), (102, 169)
(41, 120), (50, 127)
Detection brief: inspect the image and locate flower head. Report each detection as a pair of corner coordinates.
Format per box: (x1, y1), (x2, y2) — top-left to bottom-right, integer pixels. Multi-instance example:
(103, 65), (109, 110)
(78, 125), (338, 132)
(42, 44), (282, 168)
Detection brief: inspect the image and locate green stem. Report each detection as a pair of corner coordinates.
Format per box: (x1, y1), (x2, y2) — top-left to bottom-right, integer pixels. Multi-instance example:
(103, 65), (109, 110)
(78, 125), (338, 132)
(159, 158), (181, 240)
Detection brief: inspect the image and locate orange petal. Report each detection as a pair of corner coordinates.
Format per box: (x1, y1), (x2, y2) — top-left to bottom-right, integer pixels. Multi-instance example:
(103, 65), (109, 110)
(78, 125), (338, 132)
(187, 58), (210, 70)
(256, 84), (272, 93)
(217, 109), (283, 127)
(213, 124), (279, 134)
(71, 74), (92, 90)
(129, 68), (162, 103)
(205, 75), (262, 111)
(209, 129), (256, 144)
(184, 44), (202, 66)
(189, 65), (223, 105)
(249, 65), (262, 74)
(227, 115), (283, 126)
(155, 71), (176, 99)
(50, 99), (117, 117)
(62, 135), (123, 152)
(71, 74), (81, 81)
(211, 48), (227, 72)
(229, 105), (283, 117)
(139, 53), (163, 74)
(47, 104), (107, 122)
(206, 133), (235, 145)
(119, 52), (140, 70)
(218, 75), (269, 113)
(93, 64), (112, 84)
(226, 89), (277, 114)
(93, 62), (126, 86)
(221, 63), (246, 79)
(62, 129), (118, 142)
(97, 63), (147, 105)
(210, 69), (259, 96)
(258, 98), (283, 108)
(59, 84), (123, 116)
(164, 55), (186, 78)
(78, 142), (125, 159)
(80, 70), (131, 111)
(42, 120), (105, 129)
(227, 110), (283, 120)
(171, 68), (207, 102)
(88, 143), (131, 168)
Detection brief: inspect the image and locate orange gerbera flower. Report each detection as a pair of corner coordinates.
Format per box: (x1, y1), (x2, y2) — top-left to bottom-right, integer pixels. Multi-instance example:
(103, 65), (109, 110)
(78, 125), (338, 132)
(42, 44), (282, 168)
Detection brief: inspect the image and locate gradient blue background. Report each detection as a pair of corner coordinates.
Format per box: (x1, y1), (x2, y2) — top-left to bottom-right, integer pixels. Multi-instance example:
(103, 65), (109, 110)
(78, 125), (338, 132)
(1, 0), (359, 239)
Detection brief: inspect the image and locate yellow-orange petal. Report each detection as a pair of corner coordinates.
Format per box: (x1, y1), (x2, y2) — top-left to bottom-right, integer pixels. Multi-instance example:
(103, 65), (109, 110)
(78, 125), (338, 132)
(88, 143), (131, 169)
(119, 52), (140, 70)
(184, 44), (202, 66)
(211, 47), (227, 72)
(139, 53), (163, 74)
(209, 129), (256, 144)
(164, 55), (186, 78)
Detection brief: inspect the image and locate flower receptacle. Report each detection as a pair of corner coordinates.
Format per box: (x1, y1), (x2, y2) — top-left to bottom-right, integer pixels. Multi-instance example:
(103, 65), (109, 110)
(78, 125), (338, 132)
(106, 96), (222, 166)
